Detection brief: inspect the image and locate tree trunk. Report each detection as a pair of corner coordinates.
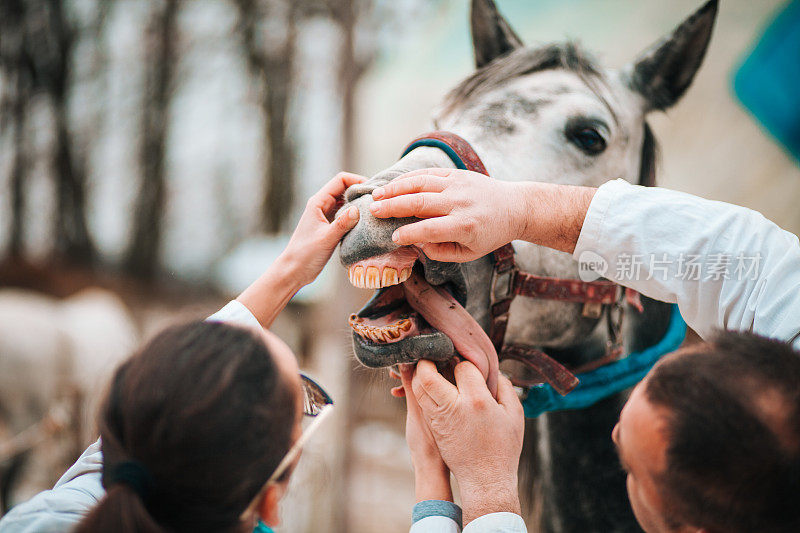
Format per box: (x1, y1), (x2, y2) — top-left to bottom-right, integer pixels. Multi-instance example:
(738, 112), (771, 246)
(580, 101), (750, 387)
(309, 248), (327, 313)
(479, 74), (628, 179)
(52, 92), (94, 263)
(9, 70), (28, 259)
(0, 0), (32, 259)
(124, 0), (179, 279)
(45, 0), (95, 264)
(234, 0), (297, 235)
(336, 0), (358, 172)
(261, 50), (296, 234)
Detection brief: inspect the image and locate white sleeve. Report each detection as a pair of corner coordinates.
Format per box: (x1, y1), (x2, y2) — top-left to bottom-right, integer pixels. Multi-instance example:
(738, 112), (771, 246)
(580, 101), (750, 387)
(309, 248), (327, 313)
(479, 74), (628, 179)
(410, 516), (462, 533)
(0, 440), (104, 532)
(574, 179), (800, 348)
(462, 512), (527, 532)
(206, 300), (262, 329)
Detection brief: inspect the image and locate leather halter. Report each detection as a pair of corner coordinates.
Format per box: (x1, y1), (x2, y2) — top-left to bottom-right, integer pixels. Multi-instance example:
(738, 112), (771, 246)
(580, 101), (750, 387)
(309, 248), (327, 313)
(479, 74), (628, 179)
(401, 131), (642, 396)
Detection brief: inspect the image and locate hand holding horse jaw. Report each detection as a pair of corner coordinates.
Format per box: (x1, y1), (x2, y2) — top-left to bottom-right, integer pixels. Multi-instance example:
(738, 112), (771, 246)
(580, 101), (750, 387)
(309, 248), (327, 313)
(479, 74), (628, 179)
(397, 364), (454, 504)
(410, 359), (524, 525)
(369, 168), (596, 260)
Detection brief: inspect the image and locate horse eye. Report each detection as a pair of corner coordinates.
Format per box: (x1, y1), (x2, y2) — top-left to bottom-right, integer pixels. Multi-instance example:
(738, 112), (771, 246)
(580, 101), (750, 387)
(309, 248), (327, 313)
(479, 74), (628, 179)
(569, 127), (607, 155)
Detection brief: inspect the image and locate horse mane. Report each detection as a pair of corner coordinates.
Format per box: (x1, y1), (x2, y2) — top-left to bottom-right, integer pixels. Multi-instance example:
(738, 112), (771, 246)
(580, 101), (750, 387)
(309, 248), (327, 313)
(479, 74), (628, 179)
(444, 41), (659, 187)
(639, 122), (658, 187)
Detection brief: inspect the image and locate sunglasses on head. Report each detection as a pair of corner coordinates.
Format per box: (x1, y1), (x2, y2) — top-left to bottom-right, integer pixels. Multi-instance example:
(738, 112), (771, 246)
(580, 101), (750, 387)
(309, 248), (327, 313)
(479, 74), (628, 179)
(240, 372), (334, 520)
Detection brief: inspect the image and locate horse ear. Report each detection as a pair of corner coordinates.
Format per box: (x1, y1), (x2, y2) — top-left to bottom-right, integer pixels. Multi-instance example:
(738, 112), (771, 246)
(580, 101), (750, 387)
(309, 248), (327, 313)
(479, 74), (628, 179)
(625, 0), (718, 111)
(471, 0), (523, 69)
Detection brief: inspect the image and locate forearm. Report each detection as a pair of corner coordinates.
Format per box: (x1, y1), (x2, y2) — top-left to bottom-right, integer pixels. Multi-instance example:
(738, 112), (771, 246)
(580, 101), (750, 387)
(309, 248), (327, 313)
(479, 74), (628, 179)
(235, 253), (304, 329)
(414, 464), (453, 503)
(515, 182), (596, 254)
(459, 477), (521, 525)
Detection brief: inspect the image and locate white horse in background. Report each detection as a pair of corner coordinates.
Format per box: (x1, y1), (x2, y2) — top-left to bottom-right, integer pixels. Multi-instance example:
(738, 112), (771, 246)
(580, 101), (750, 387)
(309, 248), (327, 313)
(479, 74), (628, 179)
(0, 288), (137, 511)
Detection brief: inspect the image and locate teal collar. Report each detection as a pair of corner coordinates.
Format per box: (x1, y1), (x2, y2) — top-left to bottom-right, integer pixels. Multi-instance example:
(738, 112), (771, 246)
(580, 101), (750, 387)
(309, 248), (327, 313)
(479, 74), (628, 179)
(253, 520), (274, 533)
(522, 304), (686, 418)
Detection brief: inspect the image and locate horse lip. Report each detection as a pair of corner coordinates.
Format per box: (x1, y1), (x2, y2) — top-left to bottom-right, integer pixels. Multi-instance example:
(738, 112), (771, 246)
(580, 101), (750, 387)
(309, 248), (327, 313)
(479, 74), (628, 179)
(351, 329), (455, 367)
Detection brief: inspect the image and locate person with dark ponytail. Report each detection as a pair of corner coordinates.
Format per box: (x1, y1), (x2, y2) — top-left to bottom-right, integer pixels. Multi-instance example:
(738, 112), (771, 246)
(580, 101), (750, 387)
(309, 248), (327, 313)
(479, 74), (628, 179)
(73, 320), (315, 533)
(0, 173), (361, 533)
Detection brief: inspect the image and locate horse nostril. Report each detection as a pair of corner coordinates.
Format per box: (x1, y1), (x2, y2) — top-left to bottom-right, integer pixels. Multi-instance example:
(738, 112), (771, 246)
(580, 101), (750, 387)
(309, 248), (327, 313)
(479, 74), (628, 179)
(345, 183), (377, 203)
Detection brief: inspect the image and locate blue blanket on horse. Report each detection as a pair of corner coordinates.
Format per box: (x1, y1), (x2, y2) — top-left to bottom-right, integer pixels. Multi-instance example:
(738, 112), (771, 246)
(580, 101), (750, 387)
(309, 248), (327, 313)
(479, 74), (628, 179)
(734, 0), (800, 162)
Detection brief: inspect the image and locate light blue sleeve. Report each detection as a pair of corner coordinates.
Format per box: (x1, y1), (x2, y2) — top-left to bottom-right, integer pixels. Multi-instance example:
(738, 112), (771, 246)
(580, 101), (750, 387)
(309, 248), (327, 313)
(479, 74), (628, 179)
(463, 512), (528, 532)
(409, 500), (462, 533)
(0, 440), (104, 532)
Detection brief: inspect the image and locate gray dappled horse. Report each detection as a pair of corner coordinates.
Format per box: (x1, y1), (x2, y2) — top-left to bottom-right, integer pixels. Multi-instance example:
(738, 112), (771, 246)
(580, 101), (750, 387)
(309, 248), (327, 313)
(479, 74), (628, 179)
(339, 1), (717, 530)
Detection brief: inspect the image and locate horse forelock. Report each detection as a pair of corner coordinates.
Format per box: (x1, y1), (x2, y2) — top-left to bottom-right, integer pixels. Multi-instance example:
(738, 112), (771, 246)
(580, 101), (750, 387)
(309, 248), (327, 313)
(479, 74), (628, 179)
(443, 42), (602, 115)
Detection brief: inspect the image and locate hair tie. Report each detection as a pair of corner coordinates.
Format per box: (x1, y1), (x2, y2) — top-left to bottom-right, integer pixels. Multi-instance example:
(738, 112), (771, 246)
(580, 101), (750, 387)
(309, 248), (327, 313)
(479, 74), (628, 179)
(105, 460), (155, 501)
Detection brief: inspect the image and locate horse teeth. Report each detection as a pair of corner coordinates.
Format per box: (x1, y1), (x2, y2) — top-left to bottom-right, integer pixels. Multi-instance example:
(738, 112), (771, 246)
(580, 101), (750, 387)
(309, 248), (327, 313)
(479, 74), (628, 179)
(351, 266), (365, 288)
(349, 264), (413, 289)
(382, 267), (399, 287)
(366, 267), (380, 289)
(398, 318), (412, 332)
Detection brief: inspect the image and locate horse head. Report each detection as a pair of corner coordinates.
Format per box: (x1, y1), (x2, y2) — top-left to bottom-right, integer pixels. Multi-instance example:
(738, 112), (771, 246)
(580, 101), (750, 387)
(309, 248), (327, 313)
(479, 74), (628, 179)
(339, 0), (717, 374)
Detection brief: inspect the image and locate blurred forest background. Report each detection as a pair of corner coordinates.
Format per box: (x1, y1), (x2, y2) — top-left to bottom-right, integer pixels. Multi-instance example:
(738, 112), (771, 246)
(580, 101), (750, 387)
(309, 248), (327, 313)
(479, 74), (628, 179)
(0, 0), (798, 532)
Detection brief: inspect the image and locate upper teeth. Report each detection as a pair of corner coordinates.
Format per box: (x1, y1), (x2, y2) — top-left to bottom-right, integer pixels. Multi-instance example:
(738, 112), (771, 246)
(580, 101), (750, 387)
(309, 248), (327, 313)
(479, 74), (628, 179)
(349, 266), (412, 289)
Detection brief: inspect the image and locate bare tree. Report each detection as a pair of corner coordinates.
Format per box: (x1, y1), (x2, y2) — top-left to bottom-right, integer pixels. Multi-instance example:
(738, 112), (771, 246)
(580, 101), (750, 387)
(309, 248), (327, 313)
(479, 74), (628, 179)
(234, 0), (298, 235)
(123, 0), (180, 279)
(0, 0), (106, 264)
(327, 0), (376, 172)
(42, 0), (95, 263)
(7, 69), (30, 259)
(0, 0), (34, 258)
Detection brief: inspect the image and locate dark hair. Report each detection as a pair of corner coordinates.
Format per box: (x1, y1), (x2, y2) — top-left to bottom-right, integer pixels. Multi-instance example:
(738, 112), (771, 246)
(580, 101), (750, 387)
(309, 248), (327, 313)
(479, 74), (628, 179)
(76, 321), (297, 533)
(645, 330), (800, 533)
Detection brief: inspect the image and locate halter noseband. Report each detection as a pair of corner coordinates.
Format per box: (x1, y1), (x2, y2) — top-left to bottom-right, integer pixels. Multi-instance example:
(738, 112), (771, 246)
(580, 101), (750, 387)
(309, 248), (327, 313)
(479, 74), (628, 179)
(401, 131), (650, 397)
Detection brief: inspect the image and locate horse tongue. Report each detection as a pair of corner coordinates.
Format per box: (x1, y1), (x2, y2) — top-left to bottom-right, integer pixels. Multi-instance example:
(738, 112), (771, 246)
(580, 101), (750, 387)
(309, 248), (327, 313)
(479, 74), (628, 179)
(402, 271), (499, 397)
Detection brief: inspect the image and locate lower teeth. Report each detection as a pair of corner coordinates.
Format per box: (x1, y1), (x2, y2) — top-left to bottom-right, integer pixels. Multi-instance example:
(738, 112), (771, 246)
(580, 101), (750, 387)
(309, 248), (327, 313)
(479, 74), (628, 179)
(349, 315), (413, 343)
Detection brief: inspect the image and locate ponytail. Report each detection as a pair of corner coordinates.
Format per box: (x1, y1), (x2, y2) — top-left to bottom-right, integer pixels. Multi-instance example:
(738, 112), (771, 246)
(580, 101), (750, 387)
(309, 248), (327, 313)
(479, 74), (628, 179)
(77, 459), (160, 533)
(73, 321), (295, 533)
(76, 484), (165, 533)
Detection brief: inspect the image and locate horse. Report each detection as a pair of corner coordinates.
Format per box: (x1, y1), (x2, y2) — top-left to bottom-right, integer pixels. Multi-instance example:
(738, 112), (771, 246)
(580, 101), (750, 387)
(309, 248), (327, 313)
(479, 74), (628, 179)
(0, 288), (137, 513)
(338, 0), (717, 530)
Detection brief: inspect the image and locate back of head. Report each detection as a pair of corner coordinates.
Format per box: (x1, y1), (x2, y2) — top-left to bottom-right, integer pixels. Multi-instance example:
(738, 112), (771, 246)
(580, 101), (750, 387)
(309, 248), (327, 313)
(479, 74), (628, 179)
(645, 330), (800, 533)
(76, 320), (296, 533)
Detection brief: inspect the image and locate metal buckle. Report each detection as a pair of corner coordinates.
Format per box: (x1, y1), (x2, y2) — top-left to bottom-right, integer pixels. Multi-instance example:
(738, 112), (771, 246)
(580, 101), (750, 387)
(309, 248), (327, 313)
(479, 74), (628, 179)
(490, 267), (516, 307)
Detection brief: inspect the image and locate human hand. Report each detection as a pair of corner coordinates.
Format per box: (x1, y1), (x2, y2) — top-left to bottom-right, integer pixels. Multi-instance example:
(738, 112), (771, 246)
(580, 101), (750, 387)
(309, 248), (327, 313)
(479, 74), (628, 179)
(235, 172), (365, 328)
(411, 359), (524, 523)
(279, 172), (365, 287)
(368, 168), (528, 262)
(392, 365), (452, 503)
